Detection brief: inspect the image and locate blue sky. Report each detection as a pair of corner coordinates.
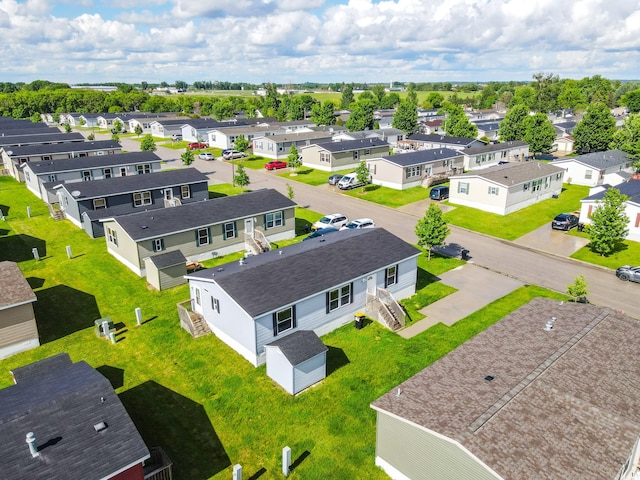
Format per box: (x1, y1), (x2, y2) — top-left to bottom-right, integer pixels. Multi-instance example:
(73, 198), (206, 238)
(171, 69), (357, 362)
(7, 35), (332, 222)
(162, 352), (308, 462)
(2, 0), (640, 85)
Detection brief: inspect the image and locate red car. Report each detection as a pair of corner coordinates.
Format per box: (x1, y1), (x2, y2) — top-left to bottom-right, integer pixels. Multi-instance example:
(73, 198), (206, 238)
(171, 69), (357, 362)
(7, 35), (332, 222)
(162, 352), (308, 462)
(188, 142), (208, 149)
(265, 161), (288, 170)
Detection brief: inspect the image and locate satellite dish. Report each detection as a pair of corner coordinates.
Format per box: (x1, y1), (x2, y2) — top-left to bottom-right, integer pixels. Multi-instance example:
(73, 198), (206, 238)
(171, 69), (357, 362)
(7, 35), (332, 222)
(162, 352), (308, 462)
(71, 190), (81, 198)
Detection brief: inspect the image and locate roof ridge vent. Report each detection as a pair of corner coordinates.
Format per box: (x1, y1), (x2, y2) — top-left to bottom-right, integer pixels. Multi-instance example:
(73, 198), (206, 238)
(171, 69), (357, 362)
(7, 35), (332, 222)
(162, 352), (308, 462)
(94, 422), (108, 433)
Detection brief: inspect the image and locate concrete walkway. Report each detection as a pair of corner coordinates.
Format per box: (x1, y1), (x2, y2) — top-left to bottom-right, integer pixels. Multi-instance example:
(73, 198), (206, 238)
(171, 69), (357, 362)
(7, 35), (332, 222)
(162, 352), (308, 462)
(399, 264), (524, 338)
(514, 224), (590, 257)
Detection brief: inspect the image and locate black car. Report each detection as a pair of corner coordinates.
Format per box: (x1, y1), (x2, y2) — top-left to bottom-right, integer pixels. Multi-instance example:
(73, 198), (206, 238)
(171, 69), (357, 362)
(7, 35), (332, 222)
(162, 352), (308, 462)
(616, 265), (640, 283)
(551, 213), (580, 231)
(328, 174), (343, 185)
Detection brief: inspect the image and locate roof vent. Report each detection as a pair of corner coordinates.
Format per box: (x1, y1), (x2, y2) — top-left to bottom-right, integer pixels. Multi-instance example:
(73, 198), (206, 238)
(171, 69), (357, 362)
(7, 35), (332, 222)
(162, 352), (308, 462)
(544, 317), (556, 331)
(26, 432), (39, 458)
(239, 258), (245, 266)
(217, 267), (224, 272)
(94, 422), (108, 433)
(395, 388), (402, 397)
(484, 375), (494, 382)
(141, 225), (147, 229)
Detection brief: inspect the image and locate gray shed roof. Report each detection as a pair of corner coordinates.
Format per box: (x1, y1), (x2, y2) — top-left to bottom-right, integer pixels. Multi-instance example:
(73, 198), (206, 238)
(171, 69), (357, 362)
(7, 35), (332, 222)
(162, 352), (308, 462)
(113, 188), (296, 240)
(0, 132), (85, 147)
(453, 161), (563, 186)
(314, 138), (389, 153)
(552, 149), (632, 170)
(189, 228), (420, 317)
(147, 250), (187, 269)
(60, 168), (208, 200)
(0, 261), (37, 310)
(372, 298), (640, 480)
(463, 140), (528, 156)
(7, 140), (121, 157)
(584, 180), (640, 203)
(0, 356), (149, 480)
(265, 330), (327, 366)
(376, 148), (462, 167)
(27, 151), (162, 175)
(262, 131), (332, 143)
(406, 133), (478, 146)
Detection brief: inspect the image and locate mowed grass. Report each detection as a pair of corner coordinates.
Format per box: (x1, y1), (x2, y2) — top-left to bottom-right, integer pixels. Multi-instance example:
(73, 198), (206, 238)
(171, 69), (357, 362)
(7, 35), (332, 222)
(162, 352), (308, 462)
(0, 175), (565, 479)
(342, 183), (433, 208)
(278, 167), (353, 186)
(443, 184), (590, 240)
(571, 237), (640, 269)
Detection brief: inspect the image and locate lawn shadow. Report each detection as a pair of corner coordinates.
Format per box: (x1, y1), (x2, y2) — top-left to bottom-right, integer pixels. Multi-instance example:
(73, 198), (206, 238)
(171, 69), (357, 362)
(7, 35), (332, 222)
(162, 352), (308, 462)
(362, 184), (381, 192)
(97, 365), (125, 390)
(290, 450), (311, 472)
(0, 234), (47, 262)
(0, 204), (10, 217)
(119, 381), (231, 480)
(247, 467), (267, 480)
(416, 267), (441, 290)
(295, 168), (314, 176)
(209, 191), (228, 199)
(326, 345), (350, 376)
(295, 218), (312, 236)
(34, 284), (101, 343)
(27, 277), (45, 289)
(0, 229), (9, 236)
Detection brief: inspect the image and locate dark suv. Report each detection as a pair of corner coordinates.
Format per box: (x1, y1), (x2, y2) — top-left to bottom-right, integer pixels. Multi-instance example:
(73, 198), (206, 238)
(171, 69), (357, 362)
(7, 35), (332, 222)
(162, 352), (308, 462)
(551, 213), (579, 231)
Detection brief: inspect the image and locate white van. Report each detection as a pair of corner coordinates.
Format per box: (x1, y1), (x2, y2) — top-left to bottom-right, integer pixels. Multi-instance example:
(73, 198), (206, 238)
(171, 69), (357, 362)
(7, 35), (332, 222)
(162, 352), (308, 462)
(337, 172), (368, 190)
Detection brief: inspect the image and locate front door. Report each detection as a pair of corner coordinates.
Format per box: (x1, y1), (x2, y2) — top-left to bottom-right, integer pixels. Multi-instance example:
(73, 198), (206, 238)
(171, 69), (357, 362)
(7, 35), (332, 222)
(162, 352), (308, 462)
(245, 218), (254, 238)
(367, 275), (377, 296)
(193, 286), (203, 314)
(164, 189), (173, 201)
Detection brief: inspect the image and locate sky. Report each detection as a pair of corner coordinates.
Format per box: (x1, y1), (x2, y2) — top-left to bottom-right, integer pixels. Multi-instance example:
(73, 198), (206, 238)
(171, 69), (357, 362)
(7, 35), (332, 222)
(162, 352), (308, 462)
(1, 0), (640, 86)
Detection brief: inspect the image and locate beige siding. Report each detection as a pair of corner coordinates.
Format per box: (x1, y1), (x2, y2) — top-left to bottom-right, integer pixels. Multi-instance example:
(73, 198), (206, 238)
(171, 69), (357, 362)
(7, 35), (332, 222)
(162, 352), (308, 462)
(0, 304), (38, 348)
(158, 264), (187, 290)
(376, 411), (500, 480)
(145, 259), (161, 290)
(0, 303), (36, 329)
(103, 220), (142, 272)
(370, 159), (404, 188)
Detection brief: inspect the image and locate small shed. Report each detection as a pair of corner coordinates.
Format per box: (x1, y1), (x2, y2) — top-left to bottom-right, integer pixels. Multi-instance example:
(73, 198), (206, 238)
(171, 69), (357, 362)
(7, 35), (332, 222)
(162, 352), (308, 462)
(265, 330), (328, 395)
(144, 250), (187, 291)
(0, 261), (38, 359)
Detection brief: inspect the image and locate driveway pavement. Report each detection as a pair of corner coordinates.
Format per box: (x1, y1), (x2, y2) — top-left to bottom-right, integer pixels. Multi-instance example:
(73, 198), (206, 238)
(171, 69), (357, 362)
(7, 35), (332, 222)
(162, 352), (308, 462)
(399, 264), (524, 338)
(514, 225), (590, 257)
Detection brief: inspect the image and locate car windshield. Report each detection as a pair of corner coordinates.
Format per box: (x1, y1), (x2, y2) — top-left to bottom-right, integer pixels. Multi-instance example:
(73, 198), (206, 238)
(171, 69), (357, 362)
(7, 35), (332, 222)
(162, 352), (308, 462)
(344, 222), (357, 229)
(318, 217), (330, 224)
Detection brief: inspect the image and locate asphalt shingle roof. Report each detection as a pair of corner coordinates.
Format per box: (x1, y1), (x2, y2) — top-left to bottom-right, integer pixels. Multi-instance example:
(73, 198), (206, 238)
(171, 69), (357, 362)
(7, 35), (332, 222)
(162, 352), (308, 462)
(265, 330), (327, 366)
(262, 131), (332, 142)
(61, 168), (208, 200)
(463, 140), (528, 156)
(314, 138), (389, 153)
(584, 180), (640, 203)
(7, 140), (121, 157)
(407, 133), (478, 146)
(189, 228), (420, 317)
(552, 149), (632, 170)
(454, 161), (563, 186)
(27, 151), (162, 174)
(377, 148), (462, 167)
(147, 250), (187, 269)
(114, 188), (295, 240)
(372, 298), (640, 480)
(0, 132), (85, 147)
(0, 356), (149, 480)
(0, 261), (36, 310)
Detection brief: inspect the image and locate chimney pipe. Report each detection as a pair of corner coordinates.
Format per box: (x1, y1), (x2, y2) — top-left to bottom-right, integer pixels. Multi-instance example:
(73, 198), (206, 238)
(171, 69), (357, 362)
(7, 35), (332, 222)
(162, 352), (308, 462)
(26, 432), (39, 458)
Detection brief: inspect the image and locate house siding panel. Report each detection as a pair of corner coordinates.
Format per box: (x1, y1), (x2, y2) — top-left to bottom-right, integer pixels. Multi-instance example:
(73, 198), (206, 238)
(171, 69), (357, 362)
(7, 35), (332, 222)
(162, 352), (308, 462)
(0, 316), (38, 349)
(265, 347), (294, 394)
(375, 411), (500, 480)
(293, 353), (326, 394)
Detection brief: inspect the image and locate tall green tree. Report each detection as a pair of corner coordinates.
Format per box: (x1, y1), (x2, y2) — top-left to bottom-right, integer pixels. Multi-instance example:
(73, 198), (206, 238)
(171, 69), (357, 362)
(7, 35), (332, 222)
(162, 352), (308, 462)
(234, 163), (250, 188)
(406, 84), (418, 107)
(310, 101), (336, 126)
(415, 204), (450, 260)
(566, 275), (589, 303)
(345, 101), (375, 131)
(573, 103), (616, 154)
(372, 84), (386, 106)
(287, 144), (301, 173)
(422, 92), (444, 109)
(64, 123), (72, 133)
(234, 134), (250, 153)
(621, 90), (640, 113)
(611, 114), (640, 157)
(509, 86), (536, 110)
(134, 124), (143, 137)
(558, 79), (587, 110)
(392, 99), (418, 135)
(113, 119), (123, 133)
(354, 159), (370, 193)
(588, 188), (629, 256)
(140, 134), (156, 152)
(499, 104), (530, 141)
(524, 113), (555, 156)
(438, 102), (477, 138)
(340, 84), (354, 109)
(181, 148), (194, 166)
(531, 72), (560, 113)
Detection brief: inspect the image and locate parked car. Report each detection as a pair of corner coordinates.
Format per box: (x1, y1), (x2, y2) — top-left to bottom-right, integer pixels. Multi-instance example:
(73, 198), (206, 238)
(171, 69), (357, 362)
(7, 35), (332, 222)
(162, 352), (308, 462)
(340, 218), (375, 230)
(302, 227), (338, 241)
(188, 142), (208, 149)
(311, 213), (349, 231)
(198, 152), (214, 160)
(551, 213), (580, 231)
(328, 174), (344, 185)
(222, 149), (248, 160)
(265, 160), (288, 170)
(430, 185), (449, 200)
(616, 265), (640, 283)
(338, 172), (369, 190)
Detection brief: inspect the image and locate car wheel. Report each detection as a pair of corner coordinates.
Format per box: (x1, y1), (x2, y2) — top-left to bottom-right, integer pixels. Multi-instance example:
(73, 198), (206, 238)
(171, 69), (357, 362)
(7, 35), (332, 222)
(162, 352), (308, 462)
(619, 274), (630, 281)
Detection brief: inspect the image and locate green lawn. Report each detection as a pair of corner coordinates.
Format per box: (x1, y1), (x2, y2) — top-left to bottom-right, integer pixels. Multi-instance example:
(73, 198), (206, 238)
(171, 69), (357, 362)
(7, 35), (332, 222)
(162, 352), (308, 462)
(342, 184), (433, 208)
(237, 155), (270, 170)
(571, 237), (640, 269)
(278, 167), (353, 186)
(0, 175), (564, 479)
(443, 184), (590, 240)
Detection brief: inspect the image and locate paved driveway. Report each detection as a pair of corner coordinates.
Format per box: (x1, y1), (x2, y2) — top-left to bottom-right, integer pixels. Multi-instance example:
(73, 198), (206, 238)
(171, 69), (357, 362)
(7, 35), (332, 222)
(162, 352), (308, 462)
(514, 225), (590, 257)
(399, 264), (524, 338)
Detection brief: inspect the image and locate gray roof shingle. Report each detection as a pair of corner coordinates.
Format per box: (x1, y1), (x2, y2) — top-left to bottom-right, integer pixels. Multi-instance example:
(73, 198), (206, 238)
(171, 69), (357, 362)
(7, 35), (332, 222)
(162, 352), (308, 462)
(552, 149), (632, 170)
(314, 138), (389, 153)
(407, 133), (478, 146)
(0, 261), (37, 310)
(0, 357), (149, 480)
(372, 298), (640, 479)
(0, 132), (85, 147)
(584, 180), (640, 203)
(453, 161), (563, 186)
(463, 140), (528, 156)
(114, 189), (296, 240)
(376, 148), (462, 167)
(266, 330), (327, 366)
(27, 151), (162, 175)
(147, 250), (187, 269)
(189, 228), (420, 317)
(7, 140), (121, 156)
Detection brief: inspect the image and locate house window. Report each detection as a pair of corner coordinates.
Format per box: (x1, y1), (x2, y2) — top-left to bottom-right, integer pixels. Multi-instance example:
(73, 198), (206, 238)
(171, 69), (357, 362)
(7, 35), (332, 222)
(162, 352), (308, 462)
(585, 170), (593, 180)
(365, 149), (371, 155)
(320, 152), (330, 163)
(273, 306), (295, 335)
(353, 151), (359, 160)
(327, 283), (352, 312)
(385, 265), (398, 288)
(25, 171), (30, 182)
(268, 143), (274, 151)
(107, 227), (118, 246)
(120, 167), (127, 177)
(181, 185), (190, 199)
(133, 191), (152, 207)
(42, 155), (51, 161)
(137, 164), (151, 174)
(265, 211), (284, 229)
(82, 171), (92, 181)
(223, 222), (236, 240)
(458, 182), (469, 194)
(523, 182), (530, 191)
(556, 173), (562, 181)
(488, 186), (499, 195)
(531, 179), (542, 192)
(104, 168), (113, 179)
(211, 297), (220, 313)
(196, 227), (210, 246)
(152, 238), (164, 252)
(47, 174), (57, 182)
(405, 165), (421, 178)
(93, 198), (106, 210)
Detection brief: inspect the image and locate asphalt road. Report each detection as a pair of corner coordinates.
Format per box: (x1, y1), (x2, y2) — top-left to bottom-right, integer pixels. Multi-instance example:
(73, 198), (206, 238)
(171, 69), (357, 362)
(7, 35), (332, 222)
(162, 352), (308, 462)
(106, 134), (640, 320)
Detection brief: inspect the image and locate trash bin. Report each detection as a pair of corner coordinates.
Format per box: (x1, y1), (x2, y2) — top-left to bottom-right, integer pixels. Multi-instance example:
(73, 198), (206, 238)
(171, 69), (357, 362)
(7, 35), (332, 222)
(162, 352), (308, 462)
(354, 313), (365, 330)
(461, 249), (470, 260)
(577, 223), (584, 232)
(94, 317), (114, 337)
